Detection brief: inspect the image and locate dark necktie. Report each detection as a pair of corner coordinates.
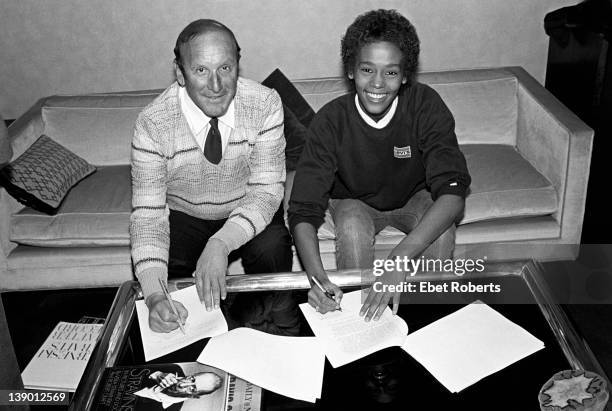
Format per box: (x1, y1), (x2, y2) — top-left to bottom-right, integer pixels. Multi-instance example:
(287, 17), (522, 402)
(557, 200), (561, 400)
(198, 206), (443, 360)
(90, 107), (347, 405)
(204, 117), (222, 164)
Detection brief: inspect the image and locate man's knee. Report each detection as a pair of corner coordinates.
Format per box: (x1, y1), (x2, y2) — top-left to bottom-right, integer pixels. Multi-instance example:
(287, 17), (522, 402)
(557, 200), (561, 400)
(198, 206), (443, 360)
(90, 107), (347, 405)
(241, 223), (293, 273)
(226, 291), (300, 336)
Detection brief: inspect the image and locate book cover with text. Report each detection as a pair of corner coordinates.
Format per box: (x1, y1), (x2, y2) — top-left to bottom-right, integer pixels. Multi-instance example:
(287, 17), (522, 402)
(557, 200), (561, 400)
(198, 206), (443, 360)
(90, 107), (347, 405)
(93, 362), (247, 411)
(21, 321), (103, 392)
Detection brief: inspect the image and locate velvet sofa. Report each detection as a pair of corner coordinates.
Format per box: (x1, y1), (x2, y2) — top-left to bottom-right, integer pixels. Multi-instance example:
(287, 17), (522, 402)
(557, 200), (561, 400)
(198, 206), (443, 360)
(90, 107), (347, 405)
(0, 67), (593, 291)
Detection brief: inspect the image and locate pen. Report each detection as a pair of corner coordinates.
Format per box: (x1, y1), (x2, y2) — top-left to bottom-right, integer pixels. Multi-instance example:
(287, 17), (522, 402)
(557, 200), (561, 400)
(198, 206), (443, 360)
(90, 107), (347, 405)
(158, 278), (186, 334)
(311, 276), (342, 311)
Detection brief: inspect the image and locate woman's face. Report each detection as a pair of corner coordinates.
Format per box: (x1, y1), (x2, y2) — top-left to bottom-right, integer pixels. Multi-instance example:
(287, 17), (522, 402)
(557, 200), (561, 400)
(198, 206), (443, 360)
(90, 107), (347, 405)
(349, 41), (407, 117)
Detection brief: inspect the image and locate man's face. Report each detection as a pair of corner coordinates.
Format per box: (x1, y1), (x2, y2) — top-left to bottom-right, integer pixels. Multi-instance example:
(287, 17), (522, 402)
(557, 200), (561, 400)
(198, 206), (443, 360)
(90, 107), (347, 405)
(175, 30), (238, 118)
(167, 372), (222, 396)
(349, 41), (407, 116)
(192, 372), (222, 393)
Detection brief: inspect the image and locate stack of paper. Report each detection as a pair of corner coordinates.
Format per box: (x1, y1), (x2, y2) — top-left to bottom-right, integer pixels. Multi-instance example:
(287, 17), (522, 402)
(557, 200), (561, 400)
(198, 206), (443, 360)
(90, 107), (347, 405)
(197, 327), (325, 403)
(136, 285), (228, 360)
(401, 301), (545, 392)
(299, 290), (408, 367)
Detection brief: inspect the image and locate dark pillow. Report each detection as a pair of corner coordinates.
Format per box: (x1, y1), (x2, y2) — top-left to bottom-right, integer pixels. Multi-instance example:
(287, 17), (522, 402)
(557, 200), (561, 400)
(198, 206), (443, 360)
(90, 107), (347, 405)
(262, 69), (315, 171)
(0, 135), (96, 214)
(283, 105), (308, 171)
(262, 68), (315, 127)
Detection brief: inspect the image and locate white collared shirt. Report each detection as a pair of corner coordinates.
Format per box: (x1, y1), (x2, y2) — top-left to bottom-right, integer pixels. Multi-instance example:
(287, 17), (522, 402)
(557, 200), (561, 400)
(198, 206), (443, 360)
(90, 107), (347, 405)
(178, 86), (235, 154)
(354, 94), (398, 129)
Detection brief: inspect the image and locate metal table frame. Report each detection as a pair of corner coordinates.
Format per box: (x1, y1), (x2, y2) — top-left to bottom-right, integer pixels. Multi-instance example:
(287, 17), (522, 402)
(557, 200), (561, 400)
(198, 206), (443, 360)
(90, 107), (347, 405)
(70, 260), (610, 410)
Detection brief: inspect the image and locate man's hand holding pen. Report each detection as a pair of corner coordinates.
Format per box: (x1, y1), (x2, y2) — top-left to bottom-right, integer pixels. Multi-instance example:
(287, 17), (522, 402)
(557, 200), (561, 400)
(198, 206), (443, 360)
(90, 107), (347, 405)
(308, 276), (343, 314)
(146, 291), (189, 333)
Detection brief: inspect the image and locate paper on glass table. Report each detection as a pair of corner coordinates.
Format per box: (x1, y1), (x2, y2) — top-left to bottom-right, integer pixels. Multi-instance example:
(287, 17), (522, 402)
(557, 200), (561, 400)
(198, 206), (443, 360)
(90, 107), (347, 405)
(300, 290), (408, 368)
(197, 327), (325, 403)
(401, 300), (545, 393)
(136, 285), (228, 361)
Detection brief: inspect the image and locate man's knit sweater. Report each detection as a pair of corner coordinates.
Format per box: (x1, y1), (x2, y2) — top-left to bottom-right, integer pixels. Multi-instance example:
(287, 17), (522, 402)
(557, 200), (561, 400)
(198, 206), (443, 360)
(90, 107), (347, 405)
(130, 78), (286, 298)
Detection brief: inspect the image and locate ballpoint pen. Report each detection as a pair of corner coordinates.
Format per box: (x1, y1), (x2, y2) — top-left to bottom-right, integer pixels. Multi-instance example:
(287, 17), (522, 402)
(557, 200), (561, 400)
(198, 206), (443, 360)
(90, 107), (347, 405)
(311, 276), (342, 311)
(158, 278), (186, 334)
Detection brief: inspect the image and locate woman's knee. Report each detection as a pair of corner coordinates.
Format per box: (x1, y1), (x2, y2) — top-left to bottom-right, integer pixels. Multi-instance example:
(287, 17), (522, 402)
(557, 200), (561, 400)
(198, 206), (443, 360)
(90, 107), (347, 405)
(331, 200), (376, 269)
(332, 199), (375, 241)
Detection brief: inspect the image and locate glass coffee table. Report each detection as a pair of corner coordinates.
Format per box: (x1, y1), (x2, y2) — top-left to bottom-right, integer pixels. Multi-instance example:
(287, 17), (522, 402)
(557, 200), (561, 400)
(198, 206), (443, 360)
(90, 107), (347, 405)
(71, 260), (610, 410)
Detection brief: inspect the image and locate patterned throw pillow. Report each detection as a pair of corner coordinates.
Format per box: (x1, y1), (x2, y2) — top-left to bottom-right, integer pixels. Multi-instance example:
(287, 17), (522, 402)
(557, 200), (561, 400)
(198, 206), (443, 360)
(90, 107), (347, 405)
(0, 135), (96, 214)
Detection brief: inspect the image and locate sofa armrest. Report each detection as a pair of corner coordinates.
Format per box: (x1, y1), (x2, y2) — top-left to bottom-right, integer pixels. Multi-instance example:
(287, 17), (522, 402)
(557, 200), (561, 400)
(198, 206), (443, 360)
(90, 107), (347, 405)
(6, 97), (46, 159)
(0, 98), (46, 273)
(510, 66), (594, 245)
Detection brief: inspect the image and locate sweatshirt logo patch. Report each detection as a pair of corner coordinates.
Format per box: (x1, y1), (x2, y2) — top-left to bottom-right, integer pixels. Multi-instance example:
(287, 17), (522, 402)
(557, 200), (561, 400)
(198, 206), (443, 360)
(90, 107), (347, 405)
(394, 145), (411, 159)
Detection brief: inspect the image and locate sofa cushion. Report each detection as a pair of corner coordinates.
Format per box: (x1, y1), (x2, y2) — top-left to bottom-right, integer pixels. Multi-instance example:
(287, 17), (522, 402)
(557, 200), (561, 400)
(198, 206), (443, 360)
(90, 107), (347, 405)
(293, 77), (352, 113)
(460, 144), (557, 223)
(11, 165), (131, 247)
(420, 70), (519, 145)
(41, 91), (160, 166)
(0, 135), (96, 214)
(314, 144), (557, 240)
(292, 69), (520, 145)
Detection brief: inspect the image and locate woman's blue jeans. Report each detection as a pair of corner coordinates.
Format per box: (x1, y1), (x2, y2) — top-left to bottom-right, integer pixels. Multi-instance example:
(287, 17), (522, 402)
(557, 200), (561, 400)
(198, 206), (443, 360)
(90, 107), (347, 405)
(328, 189), (456, 270)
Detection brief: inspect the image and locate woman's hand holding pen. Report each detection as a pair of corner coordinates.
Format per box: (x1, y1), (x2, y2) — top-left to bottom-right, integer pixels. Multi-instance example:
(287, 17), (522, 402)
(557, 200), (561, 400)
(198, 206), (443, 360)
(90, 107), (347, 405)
(146, 292), (189, 333)
(308, 275), (343, 314)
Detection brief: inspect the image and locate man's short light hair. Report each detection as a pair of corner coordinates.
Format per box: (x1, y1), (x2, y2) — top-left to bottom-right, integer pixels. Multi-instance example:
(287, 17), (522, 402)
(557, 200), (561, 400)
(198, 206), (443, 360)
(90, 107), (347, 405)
(173, 19), (241, 74)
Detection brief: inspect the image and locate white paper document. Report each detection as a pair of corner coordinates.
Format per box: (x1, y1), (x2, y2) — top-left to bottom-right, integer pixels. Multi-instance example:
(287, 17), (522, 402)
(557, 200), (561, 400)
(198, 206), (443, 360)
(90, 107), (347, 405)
(299, 290), (408, 368)
(136, 285), (228, 361)
(401, 301), (545, 393)
(197, 327), (325, 403)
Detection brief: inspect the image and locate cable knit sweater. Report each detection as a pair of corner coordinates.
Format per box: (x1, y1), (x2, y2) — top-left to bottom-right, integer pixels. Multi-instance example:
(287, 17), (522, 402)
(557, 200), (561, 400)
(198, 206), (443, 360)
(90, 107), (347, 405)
(130, 78), (286, 298)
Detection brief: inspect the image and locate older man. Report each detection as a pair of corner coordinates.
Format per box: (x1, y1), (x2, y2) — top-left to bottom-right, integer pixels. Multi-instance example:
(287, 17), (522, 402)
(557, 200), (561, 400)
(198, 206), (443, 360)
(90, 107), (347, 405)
(130, 19), (297, 334)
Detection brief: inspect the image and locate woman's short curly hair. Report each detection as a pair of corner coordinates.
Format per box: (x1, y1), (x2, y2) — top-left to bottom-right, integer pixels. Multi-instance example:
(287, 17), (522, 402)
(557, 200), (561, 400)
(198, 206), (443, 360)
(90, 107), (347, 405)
(341, 9), (420, 82)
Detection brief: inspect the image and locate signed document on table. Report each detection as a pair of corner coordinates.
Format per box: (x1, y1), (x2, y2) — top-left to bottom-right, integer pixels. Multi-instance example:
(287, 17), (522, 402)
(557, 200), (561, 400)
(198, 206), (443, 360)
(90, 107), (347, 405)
(135, 285), (228, 361)
(300, 292), (545, 394)
(299, 290), (409, 368)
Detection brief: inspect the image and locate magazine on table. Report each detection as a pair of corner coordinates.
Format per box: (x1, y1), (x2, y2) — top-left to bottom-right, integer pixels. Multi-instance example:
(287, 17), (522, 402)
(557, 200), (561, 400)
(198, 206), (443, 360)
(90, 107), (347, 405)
(92, 362), (261, 411)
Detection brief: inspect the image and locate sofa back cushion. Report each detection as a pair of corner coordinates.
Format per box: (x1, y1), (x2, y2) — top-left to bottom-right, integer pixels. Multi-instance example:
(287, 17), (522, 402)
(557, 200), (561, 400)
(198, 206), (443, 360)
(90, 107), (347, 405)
(293, 68), (519, 145)
(40, 92), (160, 166)
(36, 68), (519, 167)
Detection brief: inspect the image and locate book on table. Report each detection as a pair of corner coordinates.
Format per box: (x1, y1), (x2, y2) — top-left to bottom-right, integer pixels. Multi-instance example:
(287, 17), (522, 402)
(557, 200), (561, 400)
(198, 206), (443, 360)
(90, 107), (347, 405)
(20, 319), (104, 392)
(92, 362), (261, 411)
